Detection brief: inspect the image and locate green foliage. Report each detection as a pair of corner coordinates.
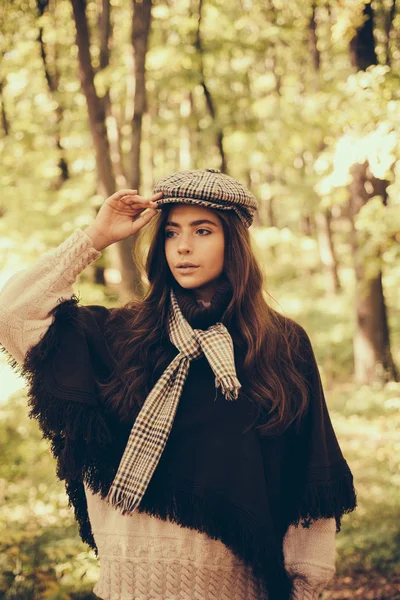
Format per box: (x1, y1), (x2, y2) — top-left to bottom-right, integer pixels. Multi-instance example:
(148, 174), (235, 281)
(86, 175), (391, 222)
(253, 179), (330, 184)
(282, 270), (400, 580)
(329, 381), (400, 576)
(0, 392), (99, 600)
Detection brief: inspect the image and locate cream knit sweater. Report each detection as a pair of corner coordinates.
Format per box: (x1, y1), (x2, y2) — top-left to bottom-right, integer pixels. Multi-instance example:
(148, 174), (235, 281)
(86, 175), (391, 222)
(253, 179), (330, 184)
(0, 228), (336, 600)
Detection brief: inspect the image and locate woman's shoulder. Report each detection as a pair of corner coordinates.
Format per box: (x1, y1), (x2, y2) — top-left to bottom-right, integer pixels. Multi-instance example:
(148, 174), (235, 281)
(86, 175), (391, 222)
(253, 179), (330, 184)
(51, 300), (112, 337)
(270, 309), (315, 364)
(78, 302), (147, 350)
(77, 301), (142, 331)
(271, 309), (311, 342)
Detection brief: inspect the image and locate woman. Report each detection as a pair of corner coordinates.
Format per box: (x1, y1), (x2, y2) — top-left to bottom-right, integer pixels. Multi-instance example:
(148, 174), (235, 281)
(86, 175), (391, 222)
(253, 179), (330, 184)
(0, 168), (356, 600)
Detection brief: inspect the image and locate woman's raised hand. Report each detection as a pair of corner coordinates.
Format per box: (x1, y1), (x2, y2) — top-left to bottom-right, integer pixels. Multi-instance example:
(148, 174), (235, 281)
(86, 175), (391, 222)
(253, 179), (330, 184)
(84, 189), (163, 251)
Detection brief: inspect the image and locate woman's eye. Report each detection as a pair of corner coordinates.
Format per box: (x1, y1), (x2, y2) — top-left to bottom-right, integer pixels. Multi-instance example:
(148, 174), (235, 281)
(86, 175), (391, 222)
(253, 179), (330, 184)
(165, 229), (211, 238)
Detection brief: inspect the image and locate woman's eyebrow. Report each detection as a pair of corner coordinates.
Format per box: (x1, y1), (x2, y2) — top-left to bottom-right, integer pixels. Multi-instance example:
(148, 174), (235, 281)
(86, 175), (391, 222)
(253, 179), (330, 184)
(165, 219), (219, 227)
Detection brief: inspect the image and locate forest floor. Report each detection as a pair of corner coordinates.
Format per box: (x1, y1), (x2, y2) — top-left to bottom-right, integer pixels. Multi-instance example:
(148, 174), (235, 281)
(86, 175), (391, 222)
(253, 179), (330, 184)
(323, 574), (400, 600)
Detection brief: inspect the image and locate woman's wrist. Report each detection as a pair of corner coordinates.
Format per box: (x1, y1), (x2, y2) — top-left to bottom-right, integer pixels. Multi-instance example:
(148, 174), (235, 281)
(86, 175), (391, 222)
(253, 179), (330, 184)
(83, 224), (110, 252)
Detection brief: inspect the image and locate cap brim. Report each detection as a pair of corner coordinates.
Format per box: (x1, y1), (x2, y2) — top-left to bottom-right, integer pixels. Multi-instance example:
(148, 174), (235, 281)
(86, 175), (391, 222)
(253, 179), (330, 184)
(154, 197), (235, 211)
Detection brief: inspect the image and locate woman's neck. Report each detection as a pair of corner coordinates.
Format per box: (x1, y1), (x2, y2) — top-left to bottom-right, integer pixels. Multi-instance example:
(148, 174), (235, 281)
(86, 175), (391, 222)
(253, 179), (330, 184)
(173, 277), (233, 330)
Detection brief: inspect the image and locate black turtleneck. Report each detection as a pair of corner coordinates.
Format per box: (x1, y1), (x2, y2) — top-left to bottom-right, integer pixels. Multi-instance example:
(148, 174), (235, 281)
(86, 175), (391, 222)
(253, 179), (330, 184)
(172, 276), (233, 330)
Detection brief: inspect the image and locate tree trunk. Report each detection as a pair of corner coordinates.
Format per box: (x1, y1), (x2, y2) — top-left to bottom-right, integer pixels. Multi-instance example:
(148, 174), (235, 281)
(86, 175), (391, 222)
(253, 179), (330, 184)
(315, 210), (341, 295)
(0, 77), (9, 136)
(179, 93), (192, 170)
(307, 4), (341, 293)
(70, 0), (146, 302)
(195, 0), (227, 173)
(97, 0), (127, 187)
(267, 197), (275, 229)
(348, 3), (398, 383)
(115, 0), (153, 302)
(189, 90), (201, 168)
(299, 214), (313, 237)
(349, 1), (377, 70)
(36, 0), (70, 189)
(348, 161), (398, 383)
(384, 0), (396, 67)
(246, 169), (262, 227)
(265, 0), (282, 99)
(70, 0), (115, 198)
(129, 0), (151, 191)
(307, 1), (320, 90)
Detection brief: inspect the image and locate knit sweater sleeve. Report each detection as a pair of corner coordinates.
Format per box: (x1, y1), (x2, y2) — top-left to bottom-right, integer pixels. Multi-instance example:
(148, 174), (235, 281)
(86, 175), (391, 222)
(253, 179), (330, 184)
(283, 517), (336, 600)
(0, 228), (101, 366)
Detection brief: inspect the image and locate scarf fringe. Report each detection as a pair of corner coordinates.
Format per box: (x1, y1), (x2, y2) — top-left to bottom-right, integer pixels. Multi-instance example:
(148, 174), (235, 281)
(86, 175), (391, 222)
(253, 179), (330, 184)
(214, 375), (241, 401)
(136, 479), (293, 600)
(105, 486), (141, 513)
(289, 471), (357, 533)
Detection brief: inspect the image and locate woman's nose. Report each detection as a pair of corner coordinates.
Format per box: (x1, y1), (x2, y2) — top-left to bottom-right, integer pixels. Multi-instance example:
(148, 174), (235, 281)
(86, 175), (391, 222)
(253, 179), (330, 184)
(177, 237), (193, 252)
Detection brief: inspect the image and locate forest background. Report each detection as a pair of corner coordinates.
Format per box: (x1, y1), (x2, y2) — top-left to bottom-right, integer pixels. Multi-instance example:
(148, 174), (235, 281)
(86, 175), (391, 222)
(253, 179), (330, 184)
(0, 0), (399, 598)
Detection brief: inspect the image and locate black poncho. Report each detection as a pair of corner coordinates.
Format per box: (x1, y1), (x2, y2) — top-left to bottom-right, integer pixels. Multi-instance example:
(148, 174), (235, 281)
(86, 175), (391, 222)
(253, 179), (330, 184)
(8, 285), (356, 600)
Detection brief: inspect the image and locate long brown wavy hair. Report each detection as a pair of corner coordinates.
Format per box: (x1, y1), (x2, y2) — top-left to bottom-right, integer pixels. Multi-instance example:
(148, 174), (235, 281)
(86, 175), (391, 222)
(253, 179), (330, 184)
(98, 204), (311, 436)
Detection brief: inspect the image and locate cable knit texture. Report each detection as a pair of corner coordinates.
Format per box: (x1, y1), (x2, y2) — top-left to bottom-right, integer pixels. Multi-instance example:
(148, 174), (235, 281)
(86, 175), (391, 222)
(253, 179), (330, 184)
(85, 484), (335, 600)
(0, 228), (100, 364)
(86, 483), (269, 600)
(284, 518), (336, 599)
(0, 227), (337, 599)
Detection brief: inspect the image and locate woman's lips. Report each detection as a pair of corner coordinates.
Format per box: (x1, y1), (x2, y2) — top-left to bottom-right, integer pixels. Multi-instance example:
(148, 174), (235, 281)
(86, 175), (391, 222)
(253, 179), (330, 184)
(177, 266), (199, 274)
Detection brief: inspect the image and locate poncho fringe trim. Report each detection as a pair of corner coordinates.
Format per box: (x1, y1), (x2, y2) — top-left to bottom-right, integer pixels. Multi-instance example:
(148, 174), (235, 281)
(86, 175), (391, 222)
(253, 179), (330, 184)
(289, 468), (357, 533)
(0, 295), (114, 555)
(125, 477), (293, 600)
(22, 295), (112, 449)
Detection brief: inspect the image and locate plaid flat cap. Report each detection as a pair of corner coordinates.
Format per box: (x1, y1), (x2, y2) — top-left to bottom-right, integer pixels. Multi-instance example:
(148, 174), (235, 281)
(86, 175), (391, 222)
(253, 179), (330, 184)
(153, 169), (258, 228)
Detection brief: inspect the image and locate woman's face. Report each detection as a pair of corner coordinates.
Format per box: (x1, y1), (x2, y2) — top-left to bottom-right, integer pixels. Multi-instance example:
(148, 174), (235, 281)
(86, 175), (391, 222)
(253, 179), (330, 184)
(164, 204), (225, 303)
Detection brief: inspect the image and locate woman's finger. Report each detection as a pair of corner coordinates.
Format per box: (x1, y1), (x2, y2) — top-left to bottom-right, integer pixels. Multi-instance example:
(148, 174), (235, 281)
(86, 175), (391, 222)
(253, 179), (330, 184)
(130, 191), (163, 203)
(135, 191), (163, 207)
(131, 209), (157, 231)
(111, 189), (138, 201)
(122, 197), (156, 208)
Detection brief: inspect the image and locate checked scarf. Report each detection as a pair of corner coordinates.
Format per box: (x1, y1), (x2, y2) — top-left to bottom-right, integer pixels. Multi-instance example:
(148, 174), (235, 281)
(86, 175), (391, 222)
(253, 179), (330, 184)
(105, 286), (241, 515)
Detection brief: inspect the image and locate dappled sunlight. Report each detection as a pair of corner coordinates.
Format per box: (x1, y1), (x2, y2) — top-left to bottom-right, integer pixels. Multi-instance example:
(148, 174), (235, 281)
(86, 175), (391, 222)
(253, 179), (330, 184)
(0, 390), (100, 596)
(329, 382), (400, 576)
(316, 124), (397, 195)
(0, 359), (24, 405)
